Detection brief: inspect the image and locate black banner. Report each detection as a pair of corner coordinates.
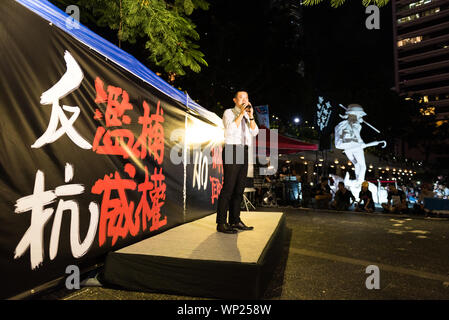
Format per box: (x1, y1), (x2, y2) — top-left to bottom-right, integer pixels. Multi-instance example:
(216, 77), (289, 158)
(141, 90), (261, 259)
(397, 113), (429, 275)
(0, 1), (222, 299)
(315, 95), (337, 151)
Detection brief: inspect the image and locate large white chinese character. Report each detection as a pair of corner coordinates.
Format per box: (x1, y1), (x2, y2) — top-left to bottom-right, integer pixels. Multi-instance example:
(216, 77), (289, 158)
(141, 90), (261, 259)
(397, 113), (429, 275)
(32, 50), (92, 149)
(14, 163), (99, 269)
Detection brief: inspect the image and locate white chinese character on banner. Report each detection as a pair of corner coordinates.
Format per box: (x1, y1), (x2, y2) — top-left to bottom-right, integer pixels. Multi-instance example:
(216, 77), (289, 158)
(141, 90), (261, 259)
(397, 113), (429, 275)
(14, 163), (99, 269)
(32, 50), (92, 149)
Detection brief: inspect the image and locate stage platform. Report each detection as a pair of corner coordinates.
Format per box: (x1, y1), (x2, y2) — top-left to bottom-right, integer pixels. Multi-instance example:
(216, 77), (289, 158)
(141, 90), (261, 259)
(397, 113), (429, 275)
(102, 211), (286, 299)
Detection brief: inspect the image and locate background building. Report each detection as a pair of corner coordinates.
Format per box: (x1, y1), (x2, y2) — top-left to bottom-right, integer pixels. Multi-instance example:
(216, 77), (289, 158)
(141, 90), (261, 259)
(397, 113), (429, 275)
(392, 0), (449, 119)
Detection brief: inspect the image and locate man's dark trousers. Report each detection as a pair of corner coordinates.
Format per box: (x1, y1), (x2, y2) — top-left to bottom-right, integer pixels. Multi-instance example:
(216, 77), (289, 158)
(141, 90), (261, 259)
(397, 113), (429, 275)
(216, 144), (249, 225)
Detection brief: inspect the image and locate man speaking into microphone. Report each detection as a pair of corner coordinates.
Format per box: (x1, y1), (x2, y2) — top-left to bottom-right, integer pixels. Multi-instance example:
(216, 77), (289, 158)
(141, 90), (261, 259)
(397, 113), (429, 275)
(216, 91), (259, 234)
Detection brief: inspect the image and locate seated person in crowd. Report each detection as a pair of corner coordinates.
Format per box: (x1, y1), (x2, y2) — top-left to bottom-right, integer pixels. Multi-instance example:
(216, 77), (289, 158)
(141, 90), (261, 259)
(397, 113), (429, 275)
(414, 182), (435, 214)
(381, 184), (407, 213)
(443, 186), (449, 199)
(331, 181), (355, 211)
(276, 163), (292, 180)
(436, 184), (449, 199)
(355, 181), (375, 213)
(433, 183), (449, 199)
(314, 176), (332, 209)
(253, 163), (275, 205)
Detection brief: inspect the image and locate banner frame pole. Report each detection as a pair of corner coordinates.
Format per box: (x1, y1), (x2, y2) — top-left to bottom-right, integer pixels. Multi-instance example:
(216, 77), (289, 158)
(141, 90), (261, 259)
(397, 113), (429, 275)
(183, 94), (189, 222)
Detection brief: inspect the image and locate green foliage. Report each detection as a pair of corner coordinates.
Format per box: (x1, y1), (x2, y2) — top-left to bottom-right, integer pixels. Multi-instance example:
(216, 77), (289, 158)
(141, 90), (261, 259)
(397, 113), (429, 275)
(52, 0), (209, 76)
(302, 0), (390, 8)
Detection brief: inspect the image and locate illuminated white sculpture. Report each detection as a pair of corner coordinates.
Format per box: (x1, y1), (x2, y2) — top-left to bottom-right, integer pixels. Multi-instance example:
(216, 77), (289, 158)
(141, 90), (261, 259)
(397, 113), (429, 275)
(333, 104), (387, 203)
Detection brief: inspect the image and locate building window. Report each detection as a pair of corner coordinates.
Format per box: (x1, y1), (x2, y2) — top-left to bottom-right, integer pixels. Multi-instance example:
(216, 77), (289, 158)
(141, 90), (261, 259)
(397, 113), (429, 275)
(423, 7), (440, 17)
(397, 36), (423, 47)
(398, 13), (420, 24)
(420, 106), (435, 116)
(409, 0), (432, 10)
(398, 0), (433, 14)
(397, 7), (440, 24)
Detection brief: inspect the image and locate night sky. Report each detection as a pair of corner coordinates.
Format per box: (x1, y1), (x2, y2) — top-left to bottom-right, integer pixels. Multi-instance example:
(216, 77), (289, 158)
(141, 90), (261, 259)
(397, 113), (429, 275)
(52, 0), (397, 126)
(50, 0), (399, 137)
(178, 0), (396, 125)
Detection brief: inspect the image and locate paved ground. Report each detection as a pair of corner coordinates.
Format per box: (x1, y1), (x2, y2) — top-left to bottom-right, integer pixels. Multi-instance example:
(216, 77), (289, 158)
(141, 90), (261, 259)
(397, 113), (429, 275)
(39, 207), (449, 300)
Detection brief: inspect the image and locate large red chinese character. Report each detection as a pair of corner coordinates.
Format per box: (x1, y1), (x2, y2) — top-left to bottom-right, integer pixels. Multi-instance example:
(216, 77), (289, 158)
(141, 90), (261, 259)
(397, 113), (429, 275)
(92, 164), (167, 247)
(136, 166), (167, 232)
(91, 164), (138, 247)
(132, 100), (164, 164)
(94, 77), (133, 127)
(93, 77), (165, 164)
(210, 176), (223, 205)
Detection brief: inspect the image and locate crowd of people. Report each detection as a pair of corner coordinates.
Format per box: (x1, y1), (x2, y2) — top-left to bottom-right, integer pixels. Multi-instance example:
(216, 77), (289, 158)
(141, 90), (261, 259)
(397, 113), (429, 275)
(252, 164), (449, 216)
(432, 182), (449, 199)
(311, 177), (376, 213)
(307, 178), (449, 215)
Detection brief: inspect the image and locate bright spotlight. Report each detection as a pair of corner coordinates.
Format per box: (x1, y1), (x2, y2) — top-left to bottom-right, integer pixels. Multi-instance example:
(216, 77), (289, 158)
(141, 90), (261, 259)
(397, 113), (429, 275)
(185, 117), (225, 145)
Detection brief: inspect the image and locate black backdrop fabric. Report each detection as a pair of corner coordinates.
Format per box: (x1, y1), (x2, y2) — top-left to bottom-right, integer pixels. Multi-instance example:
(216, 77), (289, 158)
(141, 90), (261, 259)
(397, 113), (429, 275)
(0, 1), (223, 299)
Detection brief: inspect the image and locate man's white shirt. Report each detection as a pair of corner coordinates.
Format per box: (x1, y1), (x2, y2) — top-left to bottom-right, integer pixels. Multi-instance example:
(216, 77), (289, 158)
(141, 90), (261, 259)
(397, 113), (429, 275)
(222, 106), (259, 145)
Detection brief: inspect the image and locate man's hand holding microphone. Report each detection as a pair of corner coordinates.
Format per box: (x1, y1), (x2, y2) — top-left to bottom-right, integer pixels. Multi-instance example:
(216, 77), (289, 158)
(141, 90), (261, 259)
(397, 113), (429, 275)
(240, 101), (253, 117)
(242, 102), (256, 130)
(236, 102), (255, 128)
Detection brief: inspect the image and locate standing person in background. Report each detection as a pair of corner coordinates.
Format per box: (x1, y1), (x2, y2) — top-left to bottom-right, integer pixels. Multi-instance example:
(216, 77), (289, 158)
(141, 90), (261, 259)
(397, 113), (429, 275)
(216, 91), (259, 234)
